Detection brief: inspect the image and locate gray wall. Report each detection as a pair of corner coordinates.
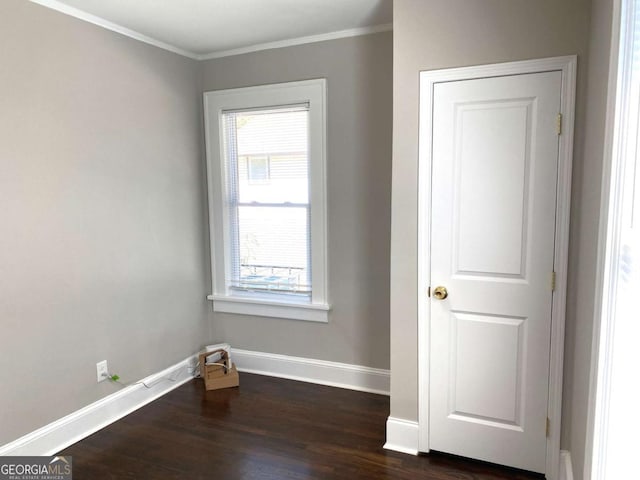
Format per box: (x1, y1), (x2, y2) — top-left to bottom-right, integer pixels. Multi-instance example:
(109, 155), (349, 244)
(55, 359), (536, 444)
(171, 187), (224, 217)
(201, 32), (393, 369)
(390, 0), (598, 475)
(0, 0), (209, 445)
(565, 0), (616, 477)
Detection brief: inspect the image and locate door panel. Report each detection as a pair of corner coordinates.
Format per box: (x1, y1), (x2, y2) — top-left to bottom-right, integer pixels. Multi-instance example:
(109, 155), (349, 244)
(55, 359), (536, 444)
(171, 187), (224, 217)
(449, 312), (525, 426)
(454, 100), (532, 278)
(429, 71), (561, 473)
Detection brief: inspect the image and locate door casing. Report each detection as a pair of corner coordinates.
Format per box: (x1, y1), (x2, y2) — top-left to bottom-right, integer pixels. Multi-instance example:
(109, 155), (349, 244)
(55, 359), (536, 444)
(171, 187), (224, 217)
(417, 56), (577, 480)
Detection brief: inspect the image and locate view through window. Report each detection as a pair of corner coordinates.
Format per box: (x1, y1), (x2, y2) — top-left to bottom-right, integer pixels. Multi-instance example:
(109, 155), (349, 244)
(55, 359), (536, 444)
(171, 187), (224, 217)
(222, 106), (311, 297)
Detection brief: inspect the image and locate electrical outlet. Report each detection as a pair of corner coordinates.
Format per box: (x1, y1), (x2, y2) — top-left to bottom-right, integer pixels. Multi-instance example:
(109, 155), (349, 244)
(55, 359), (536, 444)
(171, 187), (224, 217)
(96, 360), (108, 383)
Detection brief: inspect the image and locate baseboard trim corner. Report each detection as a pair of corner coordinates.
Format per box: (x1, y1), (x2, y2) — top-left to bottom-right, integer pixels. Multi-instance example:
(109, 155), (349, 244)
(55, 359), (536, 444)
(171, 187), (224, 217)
(231, 348), (390, 395)
(383, 416), (420, 455)
(0, 354), (198, 456)
(560, 450), (573, 480)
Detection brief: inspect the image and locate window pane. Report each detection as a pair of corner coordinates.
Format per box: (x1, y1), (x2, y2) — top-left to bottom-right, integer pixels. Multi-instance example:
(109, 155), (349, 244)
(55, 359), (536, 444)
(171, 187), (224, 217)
(222, 105), (311, 296)
(233, 205), (310, 294)
(235, 109), (309, 204)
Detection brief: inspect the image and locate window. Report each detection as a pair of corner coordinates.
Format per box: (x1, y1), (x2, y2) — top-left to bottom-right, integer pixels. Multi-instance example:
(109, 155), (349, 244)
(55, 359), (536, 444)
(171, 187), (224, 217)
(590, 0), (640, 478)
(223, 107), (309, 295)
(246, 156), (270, 184)
(204, 79), (329, 322)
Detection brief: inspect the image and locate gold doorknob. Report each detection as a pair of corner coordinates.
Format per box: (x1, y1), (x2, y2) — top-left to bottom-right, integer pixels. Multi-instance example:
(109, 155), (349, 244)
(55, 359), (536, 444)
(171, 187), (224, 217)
(433, 286), (448, 300)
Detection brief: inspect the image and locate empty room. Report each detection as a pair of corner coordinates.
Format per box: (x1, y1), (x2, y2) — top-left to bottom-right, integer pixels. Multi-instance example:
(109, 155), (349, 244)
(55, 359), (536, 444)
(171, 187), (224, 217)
(0, 0), (636, 479)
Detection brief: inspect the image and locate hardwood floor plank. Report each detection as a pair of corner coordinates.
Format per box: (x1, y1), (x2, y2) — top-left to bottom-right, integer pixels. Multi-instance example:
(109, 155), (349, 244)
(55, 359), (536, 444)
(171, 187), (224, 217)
(60, 373), (543, 479)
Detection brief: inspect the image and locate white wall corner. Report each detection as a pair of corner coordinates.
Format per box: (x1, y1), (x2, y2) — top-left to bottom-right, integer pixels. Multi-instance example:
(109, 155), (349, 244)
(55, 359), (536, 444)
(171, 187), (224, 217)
(560, 450), (574, 480)
(383, 417), (420, 455)
(231, 348), (390, 395)
(0, 354), (199, 457)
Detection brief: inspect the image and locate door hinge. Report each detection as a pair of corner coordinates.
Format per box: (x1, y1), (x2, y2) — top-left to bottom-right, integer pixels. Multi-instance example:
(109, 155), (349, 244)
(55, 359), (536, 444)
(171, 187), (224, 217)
(546, 417), (551, 437)
(551, 271), (556, 291)
(556, 113), (563, 135)
(427, 286), (431, 298)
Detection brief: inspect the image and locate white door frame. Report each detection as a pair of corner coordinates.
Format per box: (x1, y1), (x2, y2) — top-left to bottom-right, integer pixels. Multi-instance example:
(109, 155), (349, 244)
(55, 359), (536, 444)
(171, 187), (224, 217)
(417, 55), (577, 480)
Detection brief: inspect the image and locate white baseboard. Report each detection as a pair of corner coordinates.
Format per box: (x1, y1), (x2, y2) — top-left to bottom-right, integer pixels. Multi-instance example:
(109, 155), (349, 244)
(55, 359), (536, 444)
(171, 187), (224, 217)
(231, 348), (390, 395)
(0, 354), (198, 456)
(0, 349), (388, 457)
(383, 417), (420, 455)
(560, 450), (573, 480)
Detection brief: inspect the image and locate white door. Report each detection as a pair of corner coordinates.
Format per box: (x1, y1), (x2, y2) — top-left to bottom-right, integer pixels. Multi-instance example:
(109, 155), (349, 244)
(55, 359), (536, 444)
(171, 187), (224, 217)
(429, 71), (561, 473)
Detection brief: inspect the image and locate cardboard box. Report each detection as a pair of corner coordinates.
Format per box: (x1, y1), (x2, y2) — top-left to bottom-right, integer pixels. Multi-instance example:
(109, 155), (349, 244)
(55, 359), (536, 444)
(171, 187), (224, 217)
(199, 349), (239, 391)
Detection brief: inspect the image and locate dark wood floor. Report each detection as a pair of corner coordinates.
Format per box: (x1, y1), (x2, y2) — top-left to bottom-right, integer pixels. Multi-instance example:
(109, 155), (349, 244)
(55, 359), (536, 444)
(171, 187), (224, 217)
(60, 373), (542, 479)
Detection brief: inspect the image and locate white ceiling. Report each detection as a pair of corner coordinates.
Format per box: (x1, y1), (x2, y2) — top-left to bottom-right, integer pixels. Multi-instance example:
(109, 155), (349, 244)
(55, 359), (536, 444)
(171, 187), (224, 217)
(33, 0), (393, 59)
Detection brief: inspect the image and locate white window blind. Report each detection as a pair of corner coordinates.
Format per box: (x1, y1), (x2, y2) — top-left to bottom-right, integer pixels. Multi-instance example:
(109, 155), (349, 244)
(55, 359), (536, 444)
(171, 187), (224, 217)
(221, 105), (312, 297)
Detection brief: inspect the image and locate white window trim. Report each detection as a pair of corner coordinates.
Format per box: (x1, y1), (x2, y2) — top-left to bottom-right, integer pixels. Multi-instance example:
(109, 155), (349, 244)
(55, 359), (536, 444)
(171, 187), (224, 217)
(585, 0), (630, 479)
(203, 79), (329, 323)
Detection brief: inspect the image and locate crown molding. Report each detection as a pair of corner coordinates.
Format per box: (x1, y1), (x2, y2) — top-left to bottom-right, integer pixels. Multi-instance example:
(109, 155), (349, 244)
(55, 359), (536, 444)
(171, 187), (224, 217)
(195, 23), (393, 60)
(29, 1), (392, 61)
(29, 0), (200, 59)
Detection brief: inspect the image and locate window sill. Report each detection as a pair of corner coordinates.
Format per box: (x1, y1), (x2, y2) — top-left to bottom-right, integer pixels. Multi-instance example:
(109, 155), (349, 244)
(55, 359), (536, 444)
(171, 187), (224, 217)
(207, 294), (330, 323)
